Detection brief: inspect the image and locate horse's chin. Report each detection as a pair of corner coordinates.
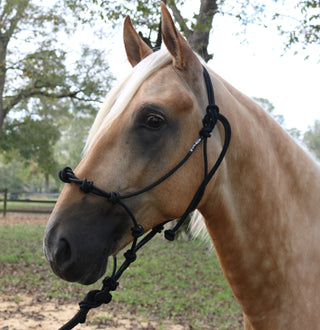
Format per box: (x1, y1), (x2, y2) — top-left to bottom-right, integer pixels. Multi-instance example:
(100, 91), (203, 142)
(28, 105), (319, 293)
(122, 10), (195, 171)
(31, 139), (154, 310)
(77, 260), (108, 285)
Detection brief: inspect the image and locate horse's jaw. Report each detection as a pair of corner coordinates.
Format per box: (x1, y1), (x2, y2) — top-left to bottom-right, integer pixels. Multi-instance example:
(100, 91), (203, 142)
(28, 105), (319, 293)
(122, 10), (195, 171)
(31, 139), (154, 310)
(43, 198), (132, 285)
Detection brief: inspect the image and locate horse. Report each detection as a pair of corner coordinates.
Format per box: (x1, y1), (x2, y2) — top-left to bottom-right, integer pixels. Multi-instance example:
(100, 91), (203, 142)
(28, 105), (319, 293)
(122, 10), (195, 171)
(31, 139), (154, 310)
(43, 2), (320, 329)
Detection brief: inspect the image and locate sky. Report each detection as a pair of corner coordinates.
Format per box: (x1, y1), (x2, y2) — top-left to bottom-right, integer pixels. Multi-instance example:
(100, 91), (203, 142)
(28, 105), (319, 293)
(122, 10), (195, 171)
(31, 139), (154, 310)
(210, 14), (320, 134)
(104, 2), (319, 134)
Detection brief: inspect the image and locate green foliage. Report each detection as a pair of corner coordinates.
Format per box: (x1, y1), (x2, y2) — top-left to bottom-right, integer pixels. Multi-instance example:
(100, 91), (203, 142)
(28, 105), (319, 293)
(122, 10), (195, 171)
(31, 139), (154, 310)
(253, 96), (304, 140)
(2, 116), (60, 173)
(0, 0), (114, 190)
(290, 1), (320, 49)
(228, 0), (320, 53)
(0, 157), (29, 190)
(303, 119), (320, 159)
(91, 0), (164, 48)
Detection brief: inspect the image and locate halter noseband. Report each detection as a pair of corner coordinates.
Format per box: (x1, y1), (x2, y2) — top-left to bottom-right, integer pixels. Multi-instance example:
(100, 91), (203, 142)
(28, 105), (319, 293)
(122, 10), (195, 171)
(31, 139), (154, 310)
(58, 66), (231, 330)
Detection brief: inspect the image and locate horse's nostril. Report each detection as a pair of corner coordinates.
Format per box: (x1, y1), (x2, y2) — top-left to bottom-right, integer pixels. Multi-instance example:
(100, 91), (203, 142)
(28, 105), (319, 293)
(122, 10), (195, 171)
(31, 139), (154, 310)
(56, 238), (72, 267)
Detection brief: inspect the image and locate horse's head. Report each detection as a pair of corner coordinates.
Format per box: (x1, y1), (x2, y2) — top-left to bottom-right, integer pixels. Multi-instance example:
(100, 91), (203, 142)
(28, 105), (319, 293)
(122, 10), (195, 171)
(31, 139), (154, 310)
(44, 3), (219, 285)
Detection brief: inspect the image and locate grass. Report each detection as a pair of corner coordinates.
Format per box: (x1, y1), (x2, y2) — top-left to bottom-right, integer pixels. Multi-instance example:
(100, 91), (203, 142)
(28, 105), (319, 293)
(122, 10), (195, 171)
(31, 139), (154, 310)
(0, 224), (45, 263)
(0, 224), (243, 329)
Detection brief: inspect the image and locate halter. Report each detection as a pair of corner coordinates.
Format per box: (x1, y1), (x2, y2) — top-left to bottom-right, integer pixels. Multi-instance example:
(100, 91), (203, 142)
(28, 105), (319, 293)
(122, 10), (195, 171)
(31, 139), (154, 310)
(58, 66), (231, 330)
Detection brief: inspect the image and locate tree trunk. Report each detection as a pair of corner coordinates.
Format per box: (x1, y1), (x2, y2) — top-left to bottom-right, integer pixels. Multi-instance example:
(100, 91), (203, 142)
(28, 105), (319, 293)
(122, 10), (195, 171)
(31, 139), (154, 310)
(168, 0), (218, 62)
(0, 35), (9, 138)
(188, 0), (217, 62)
(44, 173), (50, 193)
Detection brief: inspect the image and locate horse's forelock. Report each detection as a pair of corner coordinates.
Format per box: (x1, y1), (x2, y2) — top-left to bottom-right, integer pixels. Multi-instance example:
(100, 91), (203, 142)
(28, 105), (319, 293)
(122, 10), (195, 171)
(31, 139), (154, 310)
(83, 49), (172, 155)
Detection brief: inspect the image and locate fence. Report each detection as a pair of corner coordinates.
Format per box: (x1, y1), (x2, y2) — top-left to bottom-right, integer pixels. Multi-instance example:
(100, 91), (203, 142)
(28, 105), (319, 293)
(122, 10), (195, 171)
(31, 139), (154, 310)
(0, 189), (58, 217)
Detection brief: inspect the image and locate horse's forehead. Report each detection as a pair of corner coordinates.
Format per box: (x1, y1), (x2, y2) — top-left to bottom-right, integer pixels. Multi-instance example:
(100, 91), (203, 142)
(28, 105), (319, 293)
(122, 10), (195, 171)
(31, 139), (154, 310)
(132, 65), (195, 113)
(89, 65), (197, 153)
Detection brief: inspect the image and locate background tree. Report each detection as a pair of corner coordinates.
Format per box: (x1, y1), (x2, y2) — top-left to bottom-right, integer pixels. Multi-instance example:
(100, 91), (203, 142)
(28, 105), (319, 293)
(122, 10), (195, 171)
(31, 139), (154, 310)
(84, 0), (319, 61)
(254, 97), (303, 140)
(253, 97), (285, 126)
(275, 0), (320, 52)
(229, 0), (320, 54)
(0, 0), (114, 191)
(1, 0), (318, 192)
(91, 0), (218, 62)
(303, 120), (320, 159)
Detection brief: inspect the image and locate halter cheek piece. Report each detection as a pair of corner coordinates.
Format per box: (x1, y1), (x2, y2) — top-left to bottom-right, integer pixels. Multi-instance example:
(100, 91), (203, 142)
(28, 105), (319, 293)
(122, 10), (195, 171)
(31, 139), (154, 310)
(58, 66), (231, 330)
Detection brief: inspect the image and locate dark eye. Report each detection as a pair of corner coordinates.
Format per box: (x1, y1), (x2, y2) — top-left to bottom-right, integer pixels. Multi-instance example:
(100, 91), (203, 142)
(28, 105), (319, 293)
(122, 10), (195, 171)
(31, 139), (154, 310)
(144, 114), (166, 130)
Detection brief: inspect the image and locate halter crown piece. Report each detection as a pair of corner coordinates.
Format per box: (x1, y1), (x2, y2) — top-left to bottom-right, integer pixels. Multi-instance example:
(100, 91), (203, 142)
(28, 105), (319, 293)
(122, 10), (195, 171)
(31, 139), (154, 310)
(58, 66), (231, 330)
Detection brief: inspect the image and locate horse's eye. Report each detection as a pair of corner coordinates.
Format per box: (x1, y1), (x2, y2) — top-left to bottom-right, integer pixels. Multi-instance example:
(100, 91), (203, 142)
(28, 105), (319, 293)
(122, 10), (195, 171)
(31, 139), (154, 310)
(145, 114), (165, 129)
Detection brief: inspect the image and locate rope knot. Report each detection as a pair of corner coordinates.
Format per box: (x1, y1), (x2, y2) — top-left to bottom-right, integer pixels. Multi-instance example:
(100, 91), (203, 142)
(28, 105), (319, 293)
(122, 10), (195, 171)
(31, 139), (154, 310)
(108, 191), (121, 204)
(79, 290), (102, 311)
(94, 291), (112, 304)
(59, 167), (73, 183)
(199, 104), (220, 138)
(131, 224), (144, 238)
(102, 276), (119, 291)
(124, 250), (137, 263)
(93, 277), (118, 304)
(207, 104), (219, 115)
(80, 178), (94, 193)
(199, 126), (212, 138)
(164, 229), (175, 241)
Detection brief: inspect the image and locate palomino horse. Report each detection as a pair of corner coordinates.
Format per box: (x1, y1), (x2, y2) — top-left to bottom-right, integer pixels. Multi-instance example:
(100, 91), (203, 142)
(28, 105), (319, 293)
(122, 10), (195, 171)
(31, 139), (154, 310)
(44, 3), (320, 329)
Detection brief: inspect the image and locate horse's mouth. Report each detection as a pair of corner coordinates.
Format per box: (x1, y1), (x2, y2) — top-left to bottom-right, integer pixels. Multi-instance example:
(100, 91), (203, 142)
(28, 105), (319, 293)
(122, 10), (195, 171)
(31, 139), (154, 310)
(50, 261), (107, 285)
(75, 257), (109, 285)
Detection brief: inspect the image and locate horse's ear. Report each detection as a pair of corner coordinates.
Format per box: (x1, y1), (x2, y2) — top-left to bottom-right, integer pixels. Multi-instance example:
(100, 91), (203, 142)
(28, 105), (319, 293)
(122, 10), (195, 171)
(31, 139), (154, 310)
(123, 16), (153, 67)
(160, 2), (198, 70)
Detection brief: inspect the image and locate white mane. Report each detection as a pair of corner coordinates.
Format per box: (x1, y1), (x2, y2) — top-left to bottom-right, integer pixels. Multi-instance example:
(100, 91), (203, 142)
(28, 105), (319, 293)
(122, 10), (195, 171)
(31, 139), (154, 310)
(84, 49), (172, 154)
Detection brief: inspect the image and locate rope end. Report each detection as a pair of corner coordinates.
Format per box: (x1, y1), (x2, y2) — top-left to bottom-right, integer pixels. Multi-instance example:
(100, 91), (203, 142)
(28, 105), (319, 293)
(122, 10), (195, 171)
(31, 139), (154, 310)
(164, 229), (175, 241)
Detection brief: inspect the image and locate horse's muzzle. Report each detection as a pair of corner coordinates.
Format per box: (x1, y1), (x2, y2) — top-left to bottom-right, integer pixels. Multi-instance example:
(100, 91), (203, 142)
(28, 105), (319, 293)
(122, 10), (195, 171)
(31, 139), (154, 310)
(44, 223), (108, 284)
(43, 199), (131, 285)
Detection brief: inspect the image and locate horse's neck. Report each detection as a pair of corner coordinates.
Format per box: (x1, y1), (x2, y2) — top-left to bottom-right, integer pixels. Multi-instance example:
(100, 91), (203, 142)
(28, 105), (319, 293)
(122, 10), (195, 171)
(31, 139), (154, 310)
(200, 73), (320, 328)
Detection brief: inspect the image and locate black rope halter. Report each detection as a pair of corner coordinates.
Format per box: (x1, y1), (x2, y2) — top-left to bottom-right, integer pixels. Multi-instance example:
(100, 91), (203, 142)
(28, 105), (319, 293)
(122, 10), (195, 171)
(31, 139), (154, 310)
(58, 66), (231, 330)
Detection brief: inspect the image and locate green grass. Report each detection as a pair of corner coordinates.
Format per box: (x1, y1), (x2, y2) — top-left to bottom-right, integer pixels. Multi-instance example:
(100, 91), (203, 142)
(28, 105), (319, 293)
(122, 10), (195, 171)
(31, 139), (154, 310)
(0, 224), (243, 328)
(0, 224), (46, 263)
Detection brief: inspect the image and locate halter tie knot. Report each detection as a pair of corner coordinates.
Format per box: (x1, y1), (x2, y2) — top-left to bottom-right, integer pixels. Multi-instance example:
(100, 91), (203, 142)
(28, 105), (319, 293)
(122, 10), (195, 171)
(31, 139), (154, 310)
(102, 276), (119, 291)
(124, 250), (137, 263)
(131, 224), (145, 238)
(59, 167), (73, 183)
(80, 178), (94, 193)
(93, 276), (119, 304)
(79, 290), (102, 311)
(108, 191), (121, 204)
(199, 104), (220, 138)
(164, 229), (175, 241)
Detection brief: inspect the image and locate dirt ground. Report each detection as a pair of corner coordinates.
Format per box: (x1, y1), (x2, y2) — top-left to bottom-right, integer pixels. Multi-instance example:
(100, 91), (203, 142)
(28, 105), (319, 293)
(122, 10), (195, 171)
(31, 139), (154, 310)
(0, 213), (185, 330)
(0, 293), (187, 330)
(0, 293), (167, 330)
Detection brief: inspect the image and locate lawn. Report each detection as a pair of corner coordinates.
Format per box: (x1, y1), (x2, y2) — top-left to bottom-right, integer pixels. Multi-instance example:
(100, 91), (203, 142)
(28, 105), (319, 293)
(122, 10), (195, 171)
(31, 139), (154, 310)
(0, 224), (243, 329)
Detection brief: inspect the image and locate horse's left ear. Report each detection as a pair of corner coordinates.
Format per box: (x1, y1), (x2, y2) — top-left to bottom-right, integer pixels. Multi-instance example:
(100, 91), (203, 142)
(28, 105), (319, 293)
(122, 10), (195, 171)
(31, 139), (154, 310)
(161, 2), (199, 70)
(123, 16), (153, 67)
